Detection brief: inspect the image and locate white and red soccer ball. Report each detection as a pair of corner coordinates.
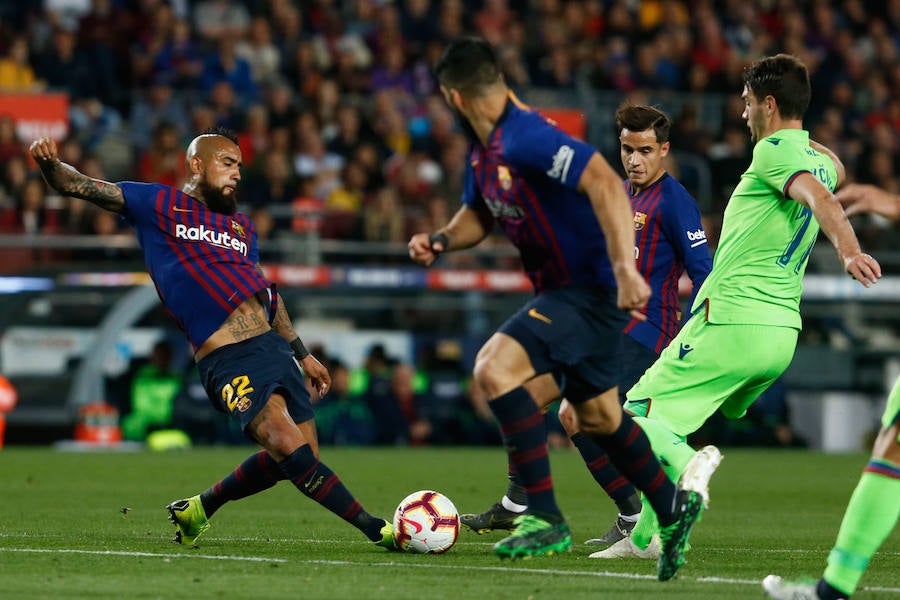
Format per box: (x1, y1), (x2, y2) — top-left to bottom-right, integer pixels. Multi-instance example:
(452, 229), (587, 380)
(392, 490), (460, 554)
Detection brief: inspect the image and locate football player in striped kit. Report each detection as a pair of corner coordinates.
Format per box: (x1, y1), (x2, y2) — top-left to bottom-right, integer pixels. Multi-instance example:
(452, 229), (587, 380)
(30, 128), (398, 550)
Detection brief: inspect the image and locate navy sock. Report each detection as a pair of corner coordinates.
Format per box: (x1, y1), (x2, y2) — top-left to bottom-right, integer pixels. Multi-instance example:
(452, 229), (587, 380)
(200, 450), (284, 518)
(591, 413), (678, 526)
(279, 445), (383, 541)
(504, 465), (527, 506)
(489, 387), (560, 518)
(570, 432), (641, 515)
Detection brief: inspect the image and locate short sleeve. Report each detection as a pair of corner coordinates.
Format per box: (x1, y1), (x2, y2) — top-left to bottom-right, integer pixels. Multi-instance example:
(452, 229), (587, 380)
(503, 115), (595, 191)
(118, 181), (165, 227)
(751, 139), (809, 196)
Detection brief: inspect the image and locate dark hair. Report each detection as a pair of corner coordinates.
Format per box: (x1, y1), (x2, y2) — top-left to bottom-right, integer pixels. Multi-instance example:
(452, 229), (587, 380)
(742, 54), (810, 120)
(615, 104), (671, 143)
(200, 126), (239, 146)
(433, 37), (502, 94)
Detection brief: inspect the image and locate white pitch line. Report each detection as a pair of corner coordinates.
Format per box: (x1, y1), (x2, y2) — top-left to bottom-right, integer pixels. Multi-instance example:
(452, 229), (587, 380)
(0, 548), (286, 563)
(3, 545), (900, 595)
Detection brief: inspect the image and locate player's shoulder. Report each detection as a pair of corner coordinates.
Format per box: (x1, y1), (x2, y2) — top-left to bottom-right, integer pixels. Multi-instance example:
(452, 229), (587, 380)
(118, 180), (172, 198)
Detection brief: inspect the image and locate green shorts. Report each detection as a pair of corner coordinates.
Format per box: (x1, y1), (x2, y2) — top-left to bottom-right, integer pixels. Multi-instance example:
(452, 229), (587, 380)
(624, 314), (798, 437)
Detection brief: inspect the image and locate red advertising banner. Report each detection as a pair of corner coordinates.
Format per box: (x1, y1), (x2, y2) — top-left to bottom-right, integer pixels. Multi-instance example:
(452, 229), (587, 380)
(0, 94), (69, 142)
(539, 108), (587, 141)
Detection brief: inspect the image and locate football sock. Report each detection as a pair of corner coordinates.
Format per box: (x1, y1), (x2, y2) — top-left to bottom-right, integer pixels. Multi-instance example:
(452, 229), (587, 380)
(489, 386), (561, 518)
(504, 468), (528, 507)
(822, 460), (900, 598)
(279, 444), (383, 541)
(629, 416), (698, 543)
(570, 431), (641, 515)
(200, 450), (284, 518)
(590, 412), (678, 527)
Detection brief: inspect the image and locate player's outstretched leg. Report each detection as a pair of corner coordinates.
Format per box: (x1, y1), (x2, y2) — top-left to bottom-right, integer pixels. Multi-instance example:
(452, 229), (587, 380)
(493, 514), (572, 559)
(658, 445), (723, 581)
(167, 496), (210, 547)
(761, 575), (822, 599)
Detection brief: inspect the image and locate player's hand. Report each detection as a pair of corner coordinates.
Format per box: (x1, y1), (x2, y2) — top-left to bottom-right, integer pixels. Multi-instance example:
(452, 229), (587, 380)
(836, 183), (900, 221)
(29, 137), (60, 165)
(408, 232), (443, 267)
(615, 266), (650, 320)
(843, 252), (881, 288)
(299, 354), (331, 397)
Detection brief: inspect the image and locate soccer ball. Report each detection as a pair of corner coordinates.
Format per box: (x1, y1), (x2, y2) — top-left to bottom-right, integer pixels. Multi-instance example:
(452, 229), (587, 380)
(392, 490), (460, 554)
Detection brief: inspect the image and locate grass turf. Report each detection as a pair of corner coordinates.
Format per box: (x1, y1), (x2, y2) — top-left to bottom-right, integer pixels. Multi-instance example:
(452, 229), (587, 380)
(0, 446), (898, 599)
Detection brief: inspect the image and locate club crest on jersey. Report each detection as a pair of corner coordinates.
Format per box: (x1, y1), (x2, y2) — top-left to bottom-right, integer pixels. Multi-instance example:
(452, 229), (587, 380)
(231, 220), (246, 238)
(497, 165), (512, 190)
(634, 211), (647, 231)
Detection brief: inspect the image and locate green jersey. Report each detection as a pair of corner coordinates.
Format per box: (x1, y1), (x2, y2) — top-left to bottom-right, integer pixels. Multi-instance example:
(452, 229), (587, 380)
(691, 128), (837, 328)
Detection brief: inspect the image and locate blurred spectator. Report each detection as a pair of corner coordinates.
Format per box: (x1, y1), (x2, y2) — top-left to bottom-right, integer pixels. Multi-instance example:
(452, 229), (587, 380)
(0, 175), (58, 234)
(130, 76), (189, 151)
(360, 344), (408, 445)
(200, 37), (259, 107)
(138, 122), (186, 188)
(235, 15), (280, 87)
(193, 0), (250, 44)
(121, 340), (183, 442)
(362, 186), (405, 245)
(152, 18), (204, 91)
(36, 27), (93, 100)
(315, 359), (376, 446)
(0, 36), (44, 92)
(0, 115), (22, 165)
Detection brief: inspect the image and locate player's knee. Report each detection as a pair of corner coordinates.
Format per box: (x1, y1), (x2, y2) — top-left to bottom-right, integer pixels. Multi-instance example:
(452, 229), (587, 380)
(473, 357), (512, 398)
(872, 422), (900, 461)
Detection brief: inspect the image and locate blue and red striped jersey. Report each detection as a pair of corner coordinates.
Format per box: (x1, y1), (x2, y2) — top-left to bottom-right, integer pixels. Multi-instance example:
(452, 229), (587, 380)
(119, 182), (271, 350)
(623, 173), (712, 353)
(461, 98), (616, 293)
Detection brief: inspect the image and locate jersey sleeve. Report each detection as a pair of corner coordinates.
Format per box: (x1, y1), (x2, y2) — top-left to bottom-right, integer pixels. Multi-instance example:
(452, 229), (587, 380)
(118, 181), (164, 227)
(752, 138), (812, 196)
(503, 115), (595, 191)
(245, 216), (260, 264)
(658, 186), (713, 310)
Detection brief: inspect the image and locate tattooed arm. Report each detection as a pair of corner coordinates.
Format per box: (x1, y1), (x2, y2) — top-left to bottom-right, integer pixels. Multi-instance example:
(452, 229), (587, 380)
(29, 137), (124, 213)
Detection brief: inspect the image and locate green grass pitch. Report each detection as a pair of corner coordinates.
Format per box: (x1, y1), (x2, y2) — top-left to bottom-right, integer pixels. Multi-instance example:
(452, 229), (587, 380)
(1, 446), (898, 599)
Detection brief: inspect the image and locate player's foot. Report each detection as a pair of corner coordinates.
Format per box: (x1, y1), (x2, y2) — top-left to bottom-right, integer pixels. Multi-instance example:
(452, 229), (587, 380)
(166, 495), (210, 547)
(493, 514), (572, 559)
(657, 490), (703, 581)
(761, 575), (822, 599)
(460, 502), (522, 534)
(589, 534), (660, 559)
(657, 445), (721, 581)
(374, 520), (399, 551)
(679, 445), (723, 507)
(584, 514), (637, 545)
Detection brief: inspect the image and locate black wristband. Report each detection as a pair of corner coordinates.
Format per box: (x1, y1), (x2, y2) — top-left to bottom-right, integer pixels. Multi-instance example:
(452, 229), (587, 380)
(290, 338), (309, 360)
(428, 232), (449, 252)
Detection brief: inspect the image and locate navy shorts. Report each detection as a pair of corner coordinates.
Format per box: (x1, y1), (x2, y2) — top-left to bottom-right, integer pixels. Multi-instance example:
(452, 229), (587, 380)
(197, 331), (315, 431)
(618, 334), (660, 404)
(499, 286), (628, 404)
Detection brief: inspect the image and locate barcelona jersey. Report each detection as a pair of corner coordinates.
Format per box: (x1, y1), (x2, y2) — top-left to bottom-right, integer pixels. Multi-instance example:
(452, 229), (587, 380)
(624, 174), (712, 353)
(119, 182), (271, 350)
(461, 98), (616, 292)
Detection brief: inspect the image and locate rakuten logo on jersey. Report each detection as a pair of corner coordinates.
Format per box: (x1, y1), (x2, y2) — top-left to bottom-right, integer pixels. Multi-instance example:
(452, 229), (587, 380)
(174, 224), (248, 256)
(686, 228), (707, 247)
(546, 145), (574, 183)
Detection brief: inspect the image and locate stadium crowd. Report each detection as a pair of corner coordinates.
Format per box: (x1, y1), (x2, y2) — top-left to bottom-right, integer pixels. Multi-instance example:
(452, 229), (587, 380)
(0, 0), (898, 255)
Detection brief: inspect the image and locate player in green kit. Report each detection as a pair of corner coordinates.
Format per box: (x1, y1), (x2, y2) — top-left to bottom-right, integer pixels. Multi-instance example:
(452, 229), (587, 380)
(607, 55), (882, 577)
(763, 183), (900, 600)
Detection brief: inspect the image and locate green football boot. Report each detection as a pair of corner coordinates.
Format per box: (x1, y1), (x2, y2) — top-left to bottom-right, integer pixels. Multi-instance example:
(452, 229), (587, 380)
(493, 514), (572, 559)
(166, 495), (210, 547)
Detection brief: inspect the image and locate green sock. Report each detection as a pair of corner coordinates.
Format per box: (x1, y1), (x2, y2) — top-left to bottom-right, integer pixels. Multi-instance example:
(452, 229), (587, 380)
(629, 417), (696, 549)
(824, 461), (900, 596)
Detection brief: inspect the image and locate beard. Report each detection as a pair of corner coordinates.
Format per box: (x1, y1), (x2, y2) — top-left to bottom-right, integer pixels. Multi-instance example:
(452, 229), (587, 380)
(200, 180), (238, 214)
(451, 106), (480, 144)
